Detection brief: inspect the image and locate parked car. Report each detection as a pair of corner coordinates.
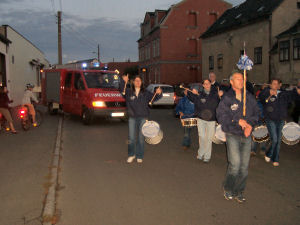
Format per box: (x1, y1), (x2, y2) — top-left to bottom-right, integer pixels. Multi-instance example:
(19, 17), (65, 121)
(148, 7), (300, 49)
(146, 84), (175, 106)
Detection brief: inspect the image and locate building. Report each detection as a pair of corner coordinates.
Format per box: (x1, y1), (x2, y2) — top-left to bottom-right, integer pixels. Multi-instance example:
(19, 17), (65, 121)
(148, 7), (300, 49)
(201, 0), (300, 84)
(270, 19), (300, 83)
(138, 0), (231, 85)
(0, 25), (49, 106)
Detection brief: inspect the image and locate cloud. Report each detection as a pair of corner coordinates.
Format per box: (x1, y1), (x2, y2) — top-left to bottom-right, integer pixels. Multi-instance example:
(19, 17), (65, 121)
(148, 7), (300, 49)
(0, 9), (139, 64)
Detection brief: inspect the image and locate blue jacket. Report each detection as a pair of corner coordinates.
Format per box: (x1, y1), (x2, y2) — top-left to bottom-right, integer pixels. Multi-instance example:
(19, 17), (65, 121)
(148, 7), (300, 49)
(259, 88), (300, 121)
(119, 79), (162, 118)
(216, 88), (259, 137)
(175, 96), (195, 119)
(187, 90), (219, 121)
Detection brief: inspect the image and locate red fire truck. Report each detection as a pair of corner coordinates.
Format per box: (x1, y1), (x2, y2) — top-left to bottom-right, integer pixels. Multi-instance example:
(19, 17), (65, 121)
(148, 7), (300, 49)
(41, 68), (126, 124)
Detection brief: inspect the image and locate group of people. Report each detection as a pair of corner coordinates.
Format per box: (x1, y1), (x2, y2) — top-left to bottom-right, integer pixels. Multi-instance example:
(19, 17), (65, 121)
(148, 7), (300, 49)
(0, 83), (39, 133)
(119, 71), (300, 204)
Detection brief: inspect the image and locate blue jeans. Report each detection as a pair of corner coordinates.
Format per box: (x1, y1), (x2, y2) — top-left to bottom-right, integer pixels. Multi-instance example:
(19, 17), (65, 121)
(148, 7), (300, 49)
(265, 120), (284, 163)
(224, 133), (251, 195)
(128, 117), (146, 159)
(182, 127), (192, 147)
(251, 140), (267, 153)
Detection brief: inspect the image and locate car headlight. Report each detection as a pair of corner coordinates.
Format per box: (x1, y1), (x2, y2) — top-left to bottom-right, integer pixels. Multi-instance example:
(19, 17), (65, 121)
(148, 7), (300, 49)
(92, 101), (106, 107)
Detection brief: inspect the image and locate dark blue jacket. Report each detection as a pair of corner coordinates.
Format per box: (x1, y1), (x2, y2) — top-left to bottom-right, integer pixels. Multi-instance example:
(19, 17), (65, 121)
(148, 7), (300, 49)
(259, 88), (300, 121)
(216, 88), (259, 137)
(119, 79), (162, 118)
(175, 96), (195, 119)
(187, 90), (219, 121)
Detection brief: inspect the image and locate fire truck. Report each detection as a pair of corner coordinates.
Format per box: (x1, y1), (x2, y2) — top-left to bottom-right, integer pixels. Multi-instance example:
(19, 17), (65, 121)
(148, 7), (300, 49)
(41, 68), (126, 125)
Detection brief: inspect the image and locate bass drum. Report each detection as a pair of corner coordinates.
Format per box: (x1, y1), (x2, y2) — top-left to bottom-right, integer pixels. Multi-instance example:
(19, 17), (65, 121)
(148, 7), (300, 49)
(282, 122), (300, 145)
(212, 124), (226, 144)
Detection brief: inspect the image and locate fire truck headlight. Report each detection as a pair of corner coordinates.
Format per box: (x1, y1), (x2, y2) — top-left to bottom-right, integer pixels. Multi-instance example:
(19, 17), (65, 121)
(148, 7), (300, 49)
(92, 101), (106, 108)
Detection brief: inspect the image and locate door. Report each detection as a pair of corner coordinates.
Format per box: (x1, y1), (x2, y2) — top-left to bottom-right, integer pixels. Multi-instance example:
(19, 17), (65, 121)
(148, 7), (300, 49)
(72, 72), (86, 115)
(62, 72), (73, 113)
(0, 53), (7, 87)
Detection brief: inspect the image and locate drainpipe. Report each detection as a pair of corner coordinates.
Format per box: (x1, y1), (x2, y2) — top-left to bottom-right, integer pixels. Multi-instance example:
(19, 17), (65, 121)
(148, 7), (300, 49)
(268, 15), (272, 83)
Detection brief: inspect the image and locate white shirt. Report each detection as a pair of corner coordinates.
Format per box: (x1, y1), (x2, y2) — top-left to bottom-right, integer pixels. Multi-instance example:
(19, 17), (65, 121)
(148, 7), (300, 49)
(22, 90), (38, 105)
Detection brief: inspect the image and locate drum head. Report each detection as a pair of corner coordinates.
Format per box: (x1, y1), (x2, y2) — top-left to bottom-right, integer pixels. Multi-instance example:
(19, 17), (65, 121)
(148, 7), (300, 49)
(282, 122), (300, 143)
(252, 125), (268, 139)
(142, 121), (160, 138)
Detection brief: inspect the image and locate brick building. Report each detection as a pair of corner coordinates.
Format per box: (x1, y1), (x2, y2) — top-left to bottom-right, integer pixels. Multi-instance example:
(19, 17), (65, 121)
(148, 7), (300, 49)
(201, 0), (300, 84)
(138, 0), (231, 85)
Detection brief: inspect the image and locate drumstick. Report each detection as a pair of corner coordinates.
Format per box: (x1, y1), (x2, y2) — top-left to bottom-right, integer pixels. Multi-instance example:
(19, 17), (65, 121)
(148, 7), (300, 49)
(122, 74), (129, 95)
(179, 85), (199, 95)
(149, 86), (160, 105)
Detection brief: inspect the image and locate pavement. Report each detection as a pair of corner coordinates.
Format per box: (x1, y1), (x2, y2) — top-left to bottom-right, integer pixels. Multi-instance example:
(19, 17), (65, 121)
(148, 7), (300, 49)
(1, 108), (300, 225)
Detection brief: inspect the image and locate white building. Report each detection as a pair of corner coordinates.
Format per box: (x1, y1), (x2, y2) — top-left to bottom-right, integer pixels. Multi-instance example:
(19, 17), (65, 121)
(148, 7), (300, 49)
(0, 25), (49, 106)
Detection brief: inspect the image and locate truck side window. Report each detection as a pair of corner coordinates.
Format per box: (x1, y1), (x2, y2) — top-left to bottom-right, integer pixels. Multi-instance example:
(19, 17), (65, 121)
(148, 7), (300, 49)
(65, 73), (72, 88)
(74, 73), (85, 90)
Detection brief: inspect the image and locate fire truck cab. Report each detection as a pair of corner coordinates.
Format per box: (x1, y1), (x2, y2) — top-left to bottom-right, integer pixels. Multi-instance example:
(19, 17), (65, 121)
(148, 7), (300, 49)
(42, 68), (126, 124)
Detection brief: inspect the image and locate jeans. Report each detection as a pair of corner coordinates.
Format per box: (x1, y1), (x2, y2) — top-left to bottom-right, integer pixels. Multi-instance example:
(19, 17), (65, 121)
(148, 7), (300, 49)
(196, 118), (216, 161)
(265, 120), (284, 163)
(182, 127), (192, 147)
(224, 133), (251, 195)
(251, 140), (267, 153)
(128, 117), (146, 159)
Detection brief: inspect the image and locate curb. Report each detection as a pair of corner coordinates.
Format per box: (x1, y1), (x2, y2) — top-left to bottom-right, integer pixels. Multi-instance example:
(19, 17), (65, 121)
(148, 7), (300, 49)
(42, 116), (63, 225)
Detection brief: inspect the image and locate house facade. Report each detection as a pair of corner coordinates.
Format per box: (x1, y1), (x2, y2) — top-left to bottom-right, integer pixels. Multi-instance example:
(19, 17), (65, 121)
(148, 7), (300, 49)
(201, 0), (300, 84)
(138, 0), (231, 85)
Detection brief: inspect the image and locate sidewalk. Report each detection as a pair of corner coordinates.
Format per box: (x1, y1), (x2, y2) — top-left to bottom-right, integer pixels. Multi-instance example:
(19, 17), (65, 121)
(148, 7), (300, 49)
(0, 108), (60, 225)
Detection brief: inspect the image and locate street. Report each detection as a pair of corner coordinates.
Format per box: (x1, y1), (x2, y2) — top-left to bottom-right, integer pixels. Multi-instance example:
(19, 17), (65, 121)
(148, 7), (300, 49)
(1, 108), (300, 225)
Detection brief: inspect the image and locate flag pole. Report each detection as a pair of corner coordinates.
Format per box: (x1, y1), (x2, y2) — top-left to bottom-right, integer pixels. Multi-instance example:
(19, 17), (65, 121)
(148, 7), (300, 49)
(243, 42), (246, 117)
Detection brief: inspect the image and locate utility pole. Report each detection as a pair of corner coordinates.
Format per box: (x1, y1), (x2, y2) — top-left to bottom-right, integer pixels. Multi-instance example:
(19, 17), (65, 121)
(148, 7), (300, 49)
(57, 11), (62, 65)
(97, 44), (100, 62)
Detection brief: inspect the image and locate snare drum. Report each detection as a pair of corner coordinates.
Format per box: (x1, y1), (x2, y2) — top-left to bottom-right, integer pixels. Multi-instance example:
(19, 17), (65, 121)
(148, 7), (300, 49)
(212, 124), (226, 144)
(282, 122), (300, 145)
(181, 118), (197, 127)
(252, 125), (269, 143)
(142, 120), (163, 145)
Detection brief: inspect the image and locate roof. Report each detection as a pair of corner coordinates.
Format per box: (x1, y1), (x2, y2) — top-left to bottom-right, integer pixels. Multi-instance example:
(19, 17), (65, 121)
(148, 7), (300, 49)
(201, 0), (284, 38)
(276, 19), (300, 38)
(0, 33), (11, 45)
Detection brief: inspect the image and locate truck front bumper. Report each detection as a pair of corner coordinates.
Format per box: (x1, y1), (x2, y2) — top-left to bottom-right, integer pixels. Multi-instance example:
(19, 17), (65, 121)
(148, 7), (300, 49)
(93, 108), (127, 117)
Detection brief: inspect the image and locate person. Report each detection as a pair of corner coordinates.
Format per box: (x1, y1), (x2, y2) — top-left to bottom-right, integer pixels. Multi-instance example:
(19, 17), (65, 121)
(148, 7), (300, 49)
(292, 79), (300, 124)
(175, 89), (195, 150)
(216, 71), (259, 203)
(22, 83), (39, 127)
(188, 79), (223, 163)
(259, 78), (300, 167)
(0, 86), (17, 134)
(209, 72), (220, 92)
(120, 74), (162, 164)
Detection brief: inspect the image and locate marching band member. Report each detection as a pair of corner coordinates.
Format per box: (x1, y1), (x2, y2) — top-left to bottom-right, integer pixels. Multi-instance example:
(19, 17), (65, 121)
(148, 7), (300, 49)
(216, 72), (259, 203)
(120, 74), (162, 164)
(176, 89), (195, 150)
(188, 79), (223, 163)
(259, 78), (300, 167)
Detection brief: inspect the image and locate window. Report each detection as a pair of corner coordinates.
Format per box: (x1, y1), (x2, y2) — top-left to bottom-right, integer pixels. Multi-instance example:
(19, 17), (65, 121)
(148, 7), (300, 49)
(209, 56), (214, 70)
(65, 73), (72, 88)
(84, 72), (120, 89)
(156, 39), (160, 57)
(279, 40), (290, 62)
(74, 73), (85, 90)
(240, 50), (244, 56)
(254, 47), (262, 64)
(297, 1), (300, 8)
(188, 12), (197, 27)
(152, 40), (156, 58)
(293, 38), (300, 60)
(217, 54), (223, 69)
(12, 55), (14, 64)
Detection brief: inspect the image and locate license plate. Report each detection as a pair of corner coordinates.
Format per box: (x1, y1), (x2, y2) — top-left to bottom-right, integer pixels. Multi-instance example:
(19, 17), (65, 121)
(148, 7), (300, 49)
(111, 112), (125, 117)
(163, 94), (170, 97)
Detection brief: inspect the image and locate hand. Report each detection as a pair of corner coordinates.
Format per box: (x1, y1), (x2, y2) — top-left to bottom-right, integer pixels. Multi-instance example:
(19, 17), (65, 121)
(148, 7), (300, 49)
(155, 87), (162, 95)
(270, 89), (277, 96)
(179, 112), (184, 118)
(244, 124), (252, 137)
(218, 90), (224, 97)
(297, 87), (300, 95)
(122, 74), (129, 83)
(192, 89), (198, 95)
(239, 119), (248, 129)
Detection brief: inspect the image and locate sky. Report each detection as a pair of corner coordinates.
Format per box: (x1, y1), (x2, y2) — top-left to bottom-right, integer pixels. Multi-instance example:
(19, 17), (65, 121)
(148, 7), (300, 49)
(0, 0), (245, 64)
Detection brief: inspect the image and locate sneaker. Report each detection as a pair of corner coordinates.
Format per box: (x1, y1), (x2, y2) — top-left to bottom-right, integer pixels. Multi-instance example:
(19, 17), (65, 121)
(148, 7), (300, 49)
(224, 191), (233, 200)
(197, 155), (203, 160)
(273, 162), (279, 167)
(203, 159), (210, 163)
(264, 156), (271, 163)
(235, 193), (246, 203)
(137, 159), (143, 164)
(127, 156), (135, 163)
(183, 146), (189, 151)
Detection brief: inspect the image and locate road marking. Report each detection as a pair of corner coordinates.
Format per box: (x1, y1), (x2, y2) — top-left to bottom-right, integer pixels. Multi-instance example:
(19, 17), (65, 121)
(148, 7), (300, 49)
(42, 116), (63, 225)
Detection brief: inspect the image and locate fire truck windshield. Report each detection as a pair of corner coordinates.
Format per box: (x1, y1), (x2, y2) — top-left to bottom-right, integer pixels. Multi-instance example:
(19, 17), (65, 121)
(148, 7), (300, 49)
(84, 72), (120, 89)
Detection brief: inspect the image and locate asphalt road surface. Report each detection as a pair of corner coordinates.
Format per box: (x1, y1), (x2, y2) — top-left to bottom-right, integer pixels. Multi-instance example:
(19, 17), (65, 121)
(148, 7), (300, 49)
(56, 108), (300, 225)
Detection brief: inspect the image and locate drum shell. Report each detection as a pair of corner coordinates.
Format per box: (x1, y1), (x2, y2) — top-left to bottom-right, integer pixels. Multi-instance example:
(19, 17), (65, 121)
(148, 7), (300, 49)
(181, 118), (197, 127)
(145, 130), (163, 145)
(252, 125), (270, 143)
